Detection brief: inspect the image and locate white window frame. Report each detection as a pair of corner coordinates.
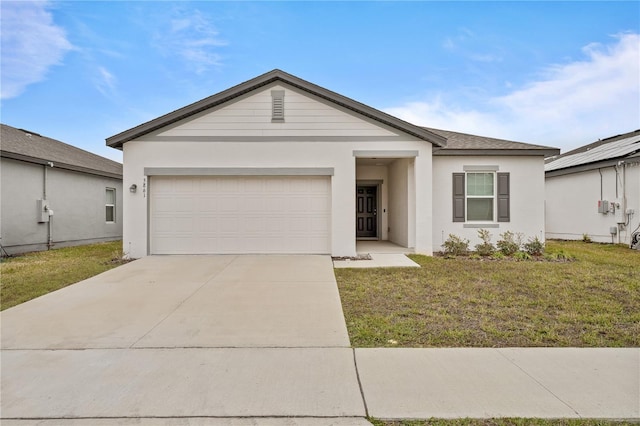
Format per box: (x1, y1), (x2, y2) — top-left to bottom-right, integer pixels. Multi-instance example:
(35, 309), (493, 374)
(106, 188), (116, 223)
(465, 171), (496, 222)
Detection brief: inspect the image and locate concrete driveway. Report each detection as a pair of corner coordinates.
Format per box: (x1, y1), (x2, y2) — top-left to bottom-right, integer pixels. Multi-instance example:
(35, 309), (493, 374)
(1, 255), (349, 349)
(1, 255), (368, 422)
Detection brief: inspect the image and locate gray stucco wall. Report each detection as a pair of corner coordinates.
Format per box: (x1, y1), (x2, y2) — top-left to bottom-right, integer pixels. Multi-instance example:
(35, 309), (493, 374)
(1, 158), (123, 255)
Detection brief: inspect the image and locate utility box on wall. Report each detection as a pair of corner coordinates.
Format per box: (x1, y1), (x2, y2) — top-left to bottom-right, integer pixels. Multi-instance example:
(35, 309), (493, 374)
(36, 199), (50, 223)
(614, 198), (626, 224)
(598, 200), (609, 214)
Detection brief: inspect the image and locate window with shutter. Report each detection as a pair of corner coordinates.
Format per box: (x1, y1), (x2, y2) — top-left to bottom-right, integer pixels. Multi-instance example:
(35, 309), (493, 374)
(452, 171), (510, 223)
(271, 90), (285, 122)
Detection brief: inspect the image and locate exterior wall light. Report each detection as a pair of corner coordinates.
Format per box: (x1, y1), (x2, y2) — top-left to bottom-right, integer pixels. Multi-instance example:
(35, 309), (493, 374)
(129, 184), (137, 193)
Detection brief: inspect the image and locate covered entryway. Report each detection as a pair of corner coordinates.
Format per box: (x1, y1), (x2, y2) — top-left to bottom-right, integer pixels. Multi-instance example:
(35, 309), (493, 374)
(150, 175), (331, 254)
(355, 153), (416, 250)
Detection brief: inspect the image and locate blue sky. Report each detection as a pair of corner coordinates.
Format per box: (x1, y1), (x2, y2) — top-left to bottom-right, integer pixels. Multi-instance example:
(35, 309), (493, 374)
(1, 1), (639, 162)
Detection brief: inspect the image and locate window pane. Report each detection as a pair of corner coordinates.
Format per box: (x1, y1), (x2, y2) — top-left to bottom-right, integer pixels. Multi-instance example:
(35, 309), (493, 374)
(106, 188), (115, 204)
(467, 198), (493, 221)
(106, 205), (115, 222)
(467, 173), (494, 196)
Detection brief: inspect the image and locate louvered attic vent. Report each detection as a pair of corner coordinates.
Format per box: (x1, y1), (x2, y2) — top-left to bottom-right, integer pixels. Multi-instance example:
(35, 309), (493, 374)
(271, 90), (285, 122)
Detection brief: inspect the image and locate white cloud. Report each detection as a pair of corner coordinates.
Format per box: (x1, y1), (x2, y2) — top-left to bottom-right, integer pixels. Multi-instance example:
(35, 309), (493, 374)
(0, 1), (74, 99)
(387, 33), (640, 151)
(94, 66), (117, 98)
(154, 9), (226, 74)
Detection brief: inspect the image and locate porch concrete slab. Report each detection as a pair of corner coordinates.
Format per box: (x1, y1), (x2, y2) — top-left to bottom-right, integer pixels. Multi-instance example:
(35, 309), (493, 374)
(135, 280), (350, 348)
(1, 348), (366, 419)
(2, 418), (373, 425)
(355, 348), (580, 419)
(333, 253), (419, 268)
(497, 348), (640, 419)
(0, 256), (234, 349)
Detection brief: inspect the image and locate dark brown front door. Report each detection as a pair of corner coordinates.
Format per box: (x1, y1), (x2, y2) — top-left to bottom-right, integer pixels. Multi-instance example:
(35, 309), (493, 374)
(356, 185), (377, 238)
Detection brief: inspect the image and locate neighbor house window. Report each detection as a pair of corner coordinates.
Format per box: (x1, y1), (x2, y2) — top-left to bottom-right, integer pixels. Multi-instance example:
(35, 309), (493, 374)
(106, 188), (116, 223)
(453, 172), (510, 223)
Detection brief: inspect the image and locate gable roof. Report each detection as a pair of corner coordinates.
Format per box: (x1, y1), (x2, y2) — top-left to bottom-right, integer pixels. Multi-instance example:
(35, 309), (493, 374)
(1, 124), (122, 179)
(545, 129), (640, 174)
(427, 127), (560, 157)
(106, 69), (447, 149)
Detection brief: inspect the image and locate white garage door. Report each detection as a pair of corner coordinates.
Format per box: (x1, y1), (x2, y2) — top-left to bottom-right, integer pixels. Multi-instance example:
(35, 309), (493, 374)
(150, 176), (331, 254)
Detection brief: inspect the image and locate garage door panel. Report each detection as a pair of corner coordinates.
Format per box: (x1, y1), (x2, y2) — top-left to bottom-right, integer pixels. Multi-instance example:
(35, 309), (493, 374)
(150, 176), (330, 254)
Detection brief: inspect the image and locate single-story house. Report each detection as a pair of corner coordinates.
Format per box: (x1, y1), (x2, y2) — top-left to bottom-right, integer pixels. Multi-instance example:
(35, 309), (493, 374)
(106, 69), (559, 258)
(545, 129), (640, 247)
(1, 124), (123, 255)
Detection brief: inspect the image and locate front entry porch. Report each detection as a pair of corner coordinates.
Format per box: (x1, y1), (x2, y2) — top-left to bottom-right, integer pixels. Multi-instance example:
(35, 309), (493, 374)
(356, 240), (414, 255)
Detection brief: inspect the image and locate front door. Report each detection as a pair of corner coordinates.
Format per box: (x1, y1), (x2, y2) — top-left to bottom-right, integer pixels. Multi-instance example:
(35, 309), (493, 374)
(356, 185), (377, 238)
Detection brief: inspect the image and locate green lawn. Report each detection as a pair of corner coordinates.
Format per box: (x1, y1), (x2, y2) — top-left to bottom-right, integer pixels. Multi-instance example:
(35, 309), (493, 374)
(370, 419), (637, 426)
(0, 241), (128, 311)
(336, 241), (640, 347)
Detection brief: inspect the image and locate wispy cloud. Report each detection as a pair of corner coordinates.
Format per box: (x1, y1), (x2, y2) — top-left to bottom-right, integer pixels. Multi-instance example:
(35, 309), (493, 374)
(94, 66), (117, 98)
(154, 8), (227, 74)
(0, 1), (74, 99)
(386, 33), (640, 151)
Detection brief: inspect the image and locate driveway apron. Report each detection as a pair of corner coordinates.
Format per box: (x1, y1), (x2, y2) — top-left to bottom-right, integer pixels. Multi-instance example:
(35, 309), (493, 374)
(1, 255), (366, 420)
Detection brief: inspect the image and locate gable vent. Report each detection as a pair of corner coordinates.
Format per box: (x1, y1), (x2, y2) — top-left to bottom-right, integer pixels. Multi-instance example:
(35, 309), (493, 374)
(271, 90), (285, 122)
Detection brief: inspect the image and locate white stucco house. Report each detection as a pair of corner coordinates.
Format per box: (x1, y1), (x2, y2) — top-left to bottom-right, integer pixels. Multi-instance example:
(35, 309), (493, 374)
(106, 70), (558, 258)
(545, 130), (640, 247)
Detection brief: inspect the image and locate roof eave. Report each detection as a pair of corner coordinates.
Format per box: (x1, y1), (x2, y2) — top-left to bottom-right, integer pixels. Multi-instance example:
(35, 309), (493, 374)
(433, 148), (560, 157)
(545, 154), (640, 177)
(1, 151), (123, 179)
(106, 69), (447, 148)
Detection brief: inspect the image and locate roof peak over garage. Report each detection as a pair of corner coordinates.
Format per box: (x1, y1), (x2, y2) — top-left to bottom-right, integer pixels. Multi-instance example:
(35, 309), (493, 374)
(106, 69), (447, 149)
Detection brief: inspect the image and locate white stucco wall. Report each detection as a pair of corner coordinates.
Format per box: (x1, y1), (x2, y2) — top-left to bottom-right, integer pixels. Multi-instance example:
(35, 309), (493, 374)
(123, 139), (432, 258)
(432, 155), (546, 251)
(546, 163), (640, 245)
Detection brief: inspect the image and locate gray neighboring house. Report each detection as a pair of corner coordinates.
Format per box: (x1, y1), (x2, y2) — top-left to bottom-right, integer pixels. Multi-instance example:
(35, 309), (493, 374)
(1, 124), (123, 255)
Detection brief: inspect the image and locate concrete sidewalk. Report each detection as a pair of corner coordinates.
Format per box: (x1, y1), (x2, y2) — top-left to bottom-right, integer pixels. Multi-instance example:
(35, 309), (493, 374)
(356, 347), (640, 420)
(3, 347), (637, 422)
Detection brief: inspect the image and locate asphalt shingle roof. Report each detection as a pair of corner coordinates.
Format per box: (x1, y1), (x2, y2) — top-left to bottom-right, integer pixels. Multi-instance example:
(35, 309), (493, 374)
(1, 124), (122, 178)
(425, 127), (559, 153)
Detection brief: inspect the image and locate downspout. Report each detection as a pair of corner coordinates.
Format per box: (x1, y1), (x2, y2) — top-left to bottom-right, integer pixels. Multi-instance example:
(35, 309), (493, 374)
(44, 162), (54, 249)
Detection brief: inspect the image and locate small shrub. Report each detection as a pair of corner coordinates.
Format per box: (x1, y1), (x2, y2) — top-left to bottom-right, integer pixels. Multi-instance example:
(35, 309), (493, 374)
(513, 251), (532, 261)
(492, 251), (505, 260)
(582, 233), (592, 243)
(497, 231), (522, 256)
(524, 236), (545, 256)
(552, 250), (575, 261)
(442, 234), (469, 257)
(474, 229), (495, 257)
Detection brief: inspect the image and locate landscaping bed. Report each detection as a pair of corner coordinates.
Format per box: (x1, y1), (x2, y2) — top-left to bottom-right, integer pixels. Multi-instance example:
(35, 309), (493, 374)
(336, 241), (639, 347)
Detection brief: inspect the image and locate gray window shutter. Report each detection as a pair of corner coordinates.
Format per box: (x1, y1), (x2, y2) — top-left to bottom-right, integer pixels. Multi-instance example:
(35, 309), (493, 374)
(271, 90), (285, 122)
(452, 173), (465, 222)
(497, 172), (510, 222)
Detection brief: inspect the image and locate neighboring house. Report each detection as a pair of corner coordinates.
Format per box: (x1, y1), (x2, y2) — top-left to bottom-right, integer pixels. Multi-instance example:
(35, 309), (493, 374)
(106, 69), (558, 258)
(1, 124), (123, 255)
(545, 130), (640, 247)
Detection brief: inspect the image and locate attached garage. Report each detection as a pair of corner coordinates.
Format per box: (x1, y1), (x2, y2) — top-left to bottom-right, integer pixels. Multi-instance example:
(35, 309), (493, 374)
(149, 174), (331, 254)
